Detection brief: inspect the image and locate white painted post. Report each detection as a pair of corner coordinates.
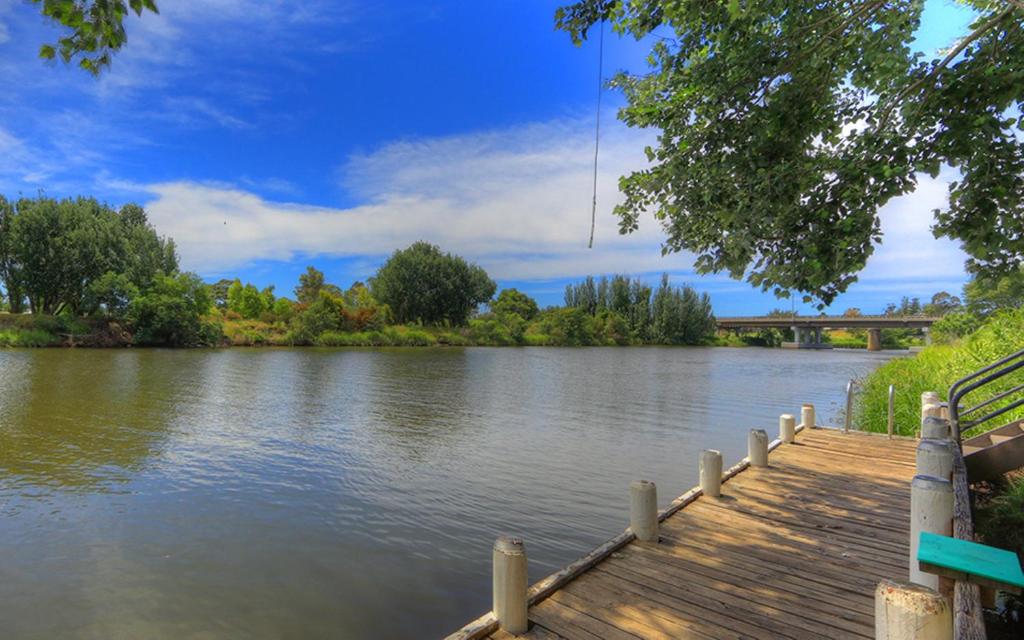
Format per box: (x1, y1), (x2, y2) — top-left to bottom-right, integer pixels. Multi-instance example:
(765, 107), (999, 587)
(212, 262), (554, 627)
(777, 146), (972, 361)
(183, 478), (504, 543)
(779, 414), (796, 444)
(700, 450), (723, 498)
(493, 536), (528, 635)
(909, 475), (953, 589)
(920, 416), (950, 441)
(921, 391), (940, 407)
(921, 403), (943, 421)
(916, 439), (953, 481)
(801, 403), (816, 429)
(875, 579), (953, 640)
(748, 429), (769, 467)
(629, 480), (658, 543)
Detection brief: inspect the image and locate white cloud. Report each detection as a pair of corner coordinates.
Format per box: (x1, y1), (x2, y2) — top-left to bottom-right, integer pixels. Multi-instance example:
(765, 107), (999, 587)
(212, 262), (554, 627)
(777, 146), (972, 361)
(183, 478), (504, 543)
(139, 117), (969, 292)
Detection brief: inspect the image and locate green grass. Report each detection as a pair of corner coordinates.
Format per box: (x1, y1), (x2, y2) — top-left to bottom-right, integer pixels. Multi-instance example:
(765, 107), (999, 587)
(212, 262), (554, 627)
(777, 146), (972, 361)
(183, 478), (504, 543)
(0, 328), (61, 347)
(855, 309), (1024, 435)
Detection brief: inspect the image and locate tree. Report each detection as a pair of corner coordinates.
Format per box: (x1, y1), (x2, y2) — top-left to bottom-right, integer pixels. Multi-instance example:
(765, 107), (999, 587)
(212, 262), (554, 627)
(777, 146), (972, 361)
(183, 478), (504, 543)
(128, 272), (218, 347)
(0, 196), (25, 313)
(0, 196), (175, 315)
(370, 242), (496, 325)
(295, 266), (326, 306)
(924, 291), (963, 317)
(84, 271), (138, 317)
(964, 268), (1024, 317)
(34, 0), (160, 75)
(556, 1), (1024, 306)
(492, 288), (540, 320)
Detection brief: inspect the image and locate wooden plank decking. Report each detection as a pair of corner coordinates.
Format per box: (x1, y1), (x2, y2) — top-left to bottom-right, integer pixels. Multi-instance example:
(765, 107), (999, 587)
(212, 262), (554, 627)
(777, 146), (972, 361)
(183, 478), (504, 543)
(483, 428), (919, 640)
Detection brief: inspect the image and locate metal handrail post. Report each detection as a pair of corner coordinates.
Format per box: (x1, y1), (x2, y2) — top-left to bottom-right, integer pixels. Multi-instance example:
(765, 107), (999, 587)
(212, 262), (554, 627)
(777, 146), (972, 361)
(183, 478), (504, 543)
(887, 385), (895, 439)
(844, 379), (854, 433)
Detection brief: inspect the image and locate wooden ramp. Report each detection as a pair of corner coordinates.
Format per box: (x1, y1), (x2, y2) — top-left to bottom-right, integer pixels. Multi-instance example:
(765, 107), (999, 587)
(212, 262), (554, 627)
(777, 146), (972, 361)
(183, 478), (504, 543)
(485, 429), (918, 640)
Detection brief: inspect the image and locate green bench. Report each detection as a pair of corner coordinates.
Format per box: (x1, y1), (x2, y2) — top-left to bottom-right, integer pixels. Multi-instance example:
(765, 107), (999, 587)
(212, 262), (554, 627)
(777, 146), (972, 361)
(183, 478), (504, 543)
(918, 531), (1024, 594)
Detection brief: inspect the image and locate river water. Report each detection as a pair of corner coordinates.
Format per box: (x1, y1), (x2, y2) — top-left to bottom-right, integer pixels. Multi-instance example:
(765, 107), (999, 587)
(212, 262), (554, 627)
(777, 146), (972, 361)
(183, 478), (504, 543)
(0, 347), (893, 639)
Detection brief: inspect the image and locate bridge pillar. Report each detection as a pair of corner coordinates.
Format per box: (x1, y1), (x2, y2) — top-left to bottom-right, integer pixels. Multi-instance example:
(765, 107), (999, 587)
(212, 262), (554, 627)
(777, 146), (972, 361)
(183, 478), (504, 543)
(867, 328), (882, 351)
(922, 327), (932, 346)
(791, 326), (802, 344)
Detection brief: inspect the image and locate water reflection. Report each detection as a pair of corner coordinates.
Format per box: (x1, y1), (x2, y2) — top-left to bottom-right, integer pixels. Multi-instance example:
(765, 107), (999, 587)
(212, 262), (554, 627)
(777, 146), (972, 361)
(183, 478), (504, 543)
(0, 350), (176, 492)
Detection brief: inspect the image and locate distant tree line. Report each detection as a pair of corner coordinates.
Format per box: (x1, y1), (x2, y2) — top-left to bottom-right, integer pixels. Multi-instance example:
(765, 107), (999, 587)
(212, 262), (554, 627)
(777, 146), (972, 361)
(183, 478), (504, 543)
(0, 197), (720, 349)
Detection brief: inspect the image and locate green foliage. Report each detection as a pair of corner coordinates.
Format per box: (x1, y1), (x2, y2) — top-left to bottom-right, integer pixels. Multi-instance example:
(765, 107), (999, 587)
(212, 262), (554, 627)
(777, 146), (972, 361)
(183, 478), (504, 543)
(0, 328), (60, 347)
(975, 475), (1024, 619)
(0, 196), (176, 316)
(272, 297), (295, 321)
(295, 266), (326, 305)
(226, 279), (272, 320)
(370, 242), (496, 325)
(128, 272), (219, 347)
(964, 267), (1024, 318)
(855, 309), (1024, 435)
(34, 0), (159, 74)
(492, 288), (539, 320)
(294, 291), (346, 342)
(932, 310), (982, 344)
(468, 316), (519, 346)
(564, 273), (714, 344)
(84, 271), (139, 317)
(555, 1), (1024, 306)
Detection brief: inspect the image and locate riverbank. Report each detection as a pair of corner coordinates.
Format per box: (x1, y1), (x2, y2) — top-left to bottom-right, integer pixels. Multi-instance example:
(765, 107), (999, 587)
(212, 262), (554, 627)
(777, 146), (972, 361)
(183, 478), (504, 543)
(1, 313), (928, 350)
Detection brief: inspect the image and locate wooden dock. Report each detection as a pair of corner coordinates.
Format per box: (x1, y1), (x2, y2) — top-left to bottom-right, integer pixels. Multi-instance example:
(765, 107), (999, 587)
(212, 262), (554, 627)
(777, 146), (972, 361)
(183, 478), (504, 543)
(455, 427), (920, 640)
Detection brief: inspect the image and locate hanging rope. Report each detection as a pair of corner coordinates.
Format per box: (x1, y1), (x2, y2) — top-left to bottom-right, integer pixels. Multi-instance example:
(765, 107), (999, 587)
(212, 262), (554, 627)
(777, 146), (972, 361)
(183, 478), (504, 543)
(588, 20), (605, 249)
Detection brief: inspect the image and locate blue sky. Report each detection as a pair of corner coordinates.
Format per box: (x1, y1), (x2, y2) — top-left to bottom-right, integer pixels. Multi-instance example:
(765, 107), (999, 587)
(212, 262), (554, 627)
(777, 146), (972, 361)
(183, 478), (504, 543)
(0, 0), (979, 314)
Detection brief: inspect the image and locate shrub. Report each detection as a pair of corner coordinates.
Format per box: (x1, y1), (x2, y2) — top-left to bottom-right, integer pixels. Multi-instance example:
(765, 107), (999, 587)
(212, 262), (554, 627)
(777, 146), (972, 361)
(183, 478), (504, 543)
(0, 328), (60, 347)
(129, 272), (221, 347)
(855, 309), (1024, 435)
(975, 475), (1024, 621)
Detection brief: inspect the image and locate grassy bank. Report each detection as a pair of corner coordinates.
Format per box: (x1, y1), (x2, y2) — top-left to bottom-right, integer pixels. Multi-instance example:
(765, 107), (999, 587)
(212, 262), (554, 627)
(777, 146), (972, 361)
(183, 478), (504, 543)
(854, 308), (1024, 437)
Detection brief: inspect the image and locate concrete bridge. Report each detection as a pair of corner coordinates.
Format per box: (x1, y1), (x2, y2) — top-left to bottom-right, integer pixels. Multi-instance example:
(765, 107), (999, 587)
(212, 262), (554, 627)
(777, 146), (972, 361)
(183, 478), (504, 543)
(716, 315), (940, 350)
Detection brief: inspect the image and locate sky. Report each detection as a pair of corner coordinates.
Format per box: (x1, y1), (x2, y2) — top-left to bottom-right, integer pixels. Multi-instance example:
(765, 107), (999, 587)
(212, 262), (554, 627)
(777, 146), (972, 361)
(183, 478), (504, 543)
(0, 0), (981, 315)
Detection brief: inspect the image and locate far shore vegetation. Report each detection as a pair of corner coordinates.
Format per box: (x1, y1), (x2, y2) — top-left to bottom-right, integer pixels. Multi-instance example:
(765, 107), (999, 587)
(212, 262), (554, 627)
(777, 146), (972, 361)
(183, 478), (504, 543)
(0, 195), (992, 351)
(0, 196), (723, 349)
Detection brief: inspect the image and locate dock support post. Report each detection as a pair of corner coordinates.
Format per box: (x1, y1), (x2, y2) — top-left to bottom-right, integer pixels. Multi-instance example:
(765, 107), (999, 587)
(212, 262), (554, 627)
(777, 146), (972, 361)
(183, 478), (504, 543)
(629, 480), (658, 543)
(909, 475), (953, 588)
(779, 414), (796, 444)
(875, 580), (952, 640)
(493, 536), (528, 635)
(748, 429), (769, 467)
(916, 440), (953, 481)
(801, 403), (816, 429)
(920, 416), (950, 441)
(700, 450), (723, 498)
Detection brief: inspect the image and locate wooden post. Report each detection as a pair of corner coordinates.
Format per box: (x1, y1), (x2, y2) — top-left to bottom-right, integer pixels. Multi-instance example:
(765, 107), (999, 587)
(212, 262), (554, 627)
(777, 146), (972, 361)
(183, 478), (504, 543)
(920, 416), (950, 441)
(779, 414), (796, 444)
(493, 536), (528, 635)
(748, 429), (769, 467)
(909, 475), (953, 589)
(921, 403), (943, 421)
(700, 450), (723, 498)
(875, 580), (952, 640)
(630, 480), (658, 543)
(916, 440), (953, 481)
(801, 403), (816, 429)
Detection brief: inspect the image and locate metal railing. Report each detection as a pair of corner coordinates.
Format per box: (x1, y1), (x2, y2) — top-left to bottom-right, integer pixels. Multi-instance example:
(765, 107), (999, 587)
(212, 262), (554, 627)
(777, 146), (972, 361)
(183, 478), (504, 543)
(887, 384), (895, 438)
(949, 347), (1024, 443)
(844, 379), (894, 437)
(844, 380), (854, 432)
